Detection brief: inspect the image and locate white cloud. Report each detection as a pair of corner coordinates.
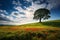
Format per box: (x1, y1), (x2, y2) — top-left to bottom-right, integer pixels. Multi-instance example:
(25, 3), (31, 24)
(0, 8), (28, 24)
(0, 21), (20, 25)
(12, 0), (22, 6)
(0, 10), (15, 22)
(10, 11), (24, 21)
(46, 0), (60, 10)
(0, 0), (60, 25)
(10, 0), (48, 24)
(0, 10), (8, 18)
(0, 10), (4, 12)
(6, 16), (14, 21)
(0, 10), (8, 14)
(0, 14), (6, 17)
(26, 0), (32, 2)
(26, 0), (60, 10)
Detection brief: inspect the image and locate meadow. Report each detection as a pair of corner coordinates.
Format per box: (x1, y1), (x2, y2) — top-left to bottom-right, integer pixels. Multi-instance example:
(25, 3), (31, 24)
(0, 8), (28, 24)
(0, 20), (60, 40)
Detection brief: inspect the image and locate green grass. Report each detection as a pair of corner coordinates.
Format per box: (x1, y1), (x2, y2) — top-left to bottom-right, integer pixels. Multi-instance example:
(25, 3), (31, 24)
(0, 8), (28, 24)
(20, 20), (60, 28)
(0, 20), (60, 40)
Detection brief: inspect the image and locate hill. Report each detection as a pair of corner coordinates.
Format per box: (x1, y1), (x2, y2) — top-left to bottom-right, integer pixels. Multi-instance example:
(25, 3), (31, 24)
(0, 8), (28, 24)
(0, 20), (60, 40)
(20, 20), (60, 28)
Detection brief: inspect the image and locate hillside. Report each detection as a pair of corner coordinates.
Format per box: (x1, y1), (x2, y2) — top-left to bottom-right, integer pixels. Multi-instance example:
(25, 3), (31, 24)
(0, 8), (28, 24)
(0, 20), (60, 32)
(20, 20), (60, 28)
(0, 20), (60, 40)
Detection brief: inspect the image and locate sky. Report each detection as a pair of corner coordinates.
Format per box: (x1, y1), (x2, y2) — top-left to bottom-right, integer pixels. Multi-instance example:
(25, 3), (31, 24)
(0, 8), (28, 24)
(0, 0), (60, 25)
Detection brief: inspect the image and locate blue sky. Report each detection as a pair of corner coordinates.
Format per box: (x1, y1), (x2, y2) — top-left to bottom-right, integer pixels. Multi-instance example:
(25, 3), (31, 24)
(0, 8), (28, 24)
(0, 0), (60, 25)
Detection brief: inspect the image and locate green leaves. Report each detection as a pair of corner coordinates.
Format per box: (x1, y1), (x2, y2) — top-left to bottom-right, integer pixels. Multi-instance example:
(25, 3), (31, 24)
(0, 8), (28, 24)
(33, 8), (50, 22)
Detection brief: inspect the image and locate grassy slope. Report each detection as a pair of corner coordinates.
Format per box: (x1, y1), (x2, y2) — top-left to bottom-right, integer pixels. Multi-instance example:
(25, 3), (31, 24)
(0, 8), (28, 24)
(0, 20), (60, 40)
(20, 20), (60, 28)
(0, 20), (60, 32)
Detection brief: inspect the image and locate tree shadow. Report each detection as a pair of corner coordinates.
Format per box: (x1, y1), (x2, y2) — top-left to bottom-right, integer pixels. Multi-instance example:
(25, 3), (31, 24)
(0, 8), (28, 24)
(41, 22), (60, 27)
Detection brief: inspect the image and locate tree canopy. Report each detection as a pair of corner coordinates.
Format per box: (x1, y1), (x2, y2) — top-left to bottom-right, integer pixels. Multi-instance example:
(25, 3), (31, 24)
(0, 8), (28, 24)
(33, 8), (50, 22)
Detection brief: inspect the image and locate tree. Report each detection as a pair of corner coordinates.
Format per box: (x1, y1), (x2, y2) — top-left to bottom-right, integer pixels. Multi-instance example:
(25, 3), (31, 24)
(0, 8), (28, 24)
(33, 8), (50, 22)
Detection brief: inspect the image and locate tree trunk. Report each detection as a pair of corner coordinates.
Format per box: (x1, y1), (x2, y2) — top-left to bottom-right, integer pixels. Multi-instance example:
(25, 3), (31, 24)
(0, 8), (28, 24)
(39, 18), (41, 23)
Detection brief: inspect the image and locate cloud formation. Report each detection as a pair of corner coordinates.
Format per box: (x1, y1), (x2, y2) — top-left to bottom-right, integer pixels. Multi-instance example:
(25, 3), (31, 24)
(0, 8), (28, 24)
(0, 0), (60, 25)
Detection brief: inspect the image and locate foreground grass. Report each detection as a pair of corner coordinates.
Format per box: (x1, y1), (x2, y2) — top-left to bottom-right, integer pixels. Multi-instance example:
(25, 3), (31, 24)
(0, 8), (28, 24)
(0, 20), (60, 40)
(0, 30), (60, 40)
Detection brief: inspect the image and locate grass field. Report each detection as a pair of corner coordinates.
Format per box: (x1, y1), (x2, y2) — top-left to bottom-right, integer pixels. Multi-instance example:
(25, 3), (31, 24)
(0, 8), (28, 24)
(0, 20), (60, 40)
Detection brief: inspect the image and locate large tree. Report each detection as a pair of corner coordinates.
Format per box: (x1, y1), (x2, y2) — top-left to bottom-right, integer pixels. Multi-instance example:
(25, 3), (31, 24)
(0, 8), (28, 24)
(33, 8), (50, 22)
